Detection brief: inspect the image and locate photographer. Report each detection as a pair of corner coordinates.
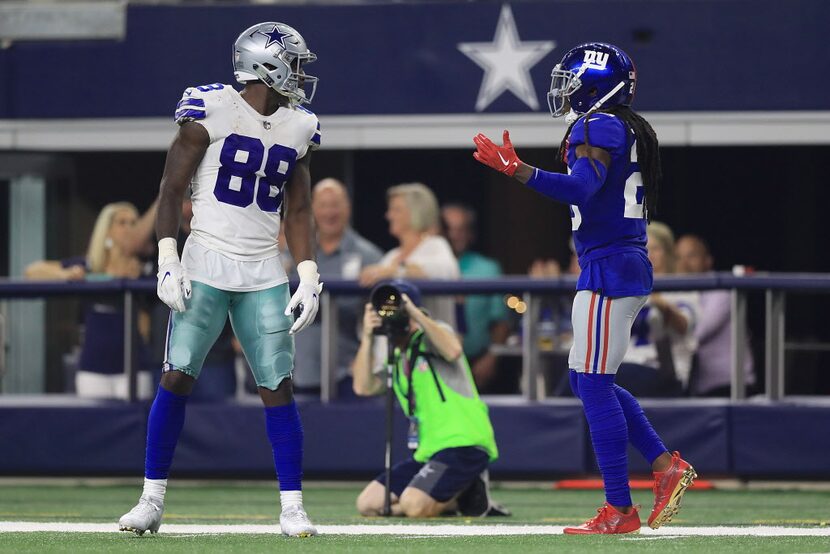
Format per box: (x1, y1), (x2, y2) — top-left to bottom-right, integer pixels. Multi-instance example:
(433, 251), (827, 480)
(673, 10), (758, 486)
(352, 280), (503, 518)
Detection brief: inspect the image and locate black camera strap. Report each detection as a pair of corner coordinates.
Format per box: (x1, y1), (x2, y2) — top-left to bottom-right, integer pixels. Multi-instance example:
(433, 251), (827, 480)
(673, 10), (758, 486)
(392, 331), (421, 418)
(394, 330), (447, 418)
(404, 331), (423, 418)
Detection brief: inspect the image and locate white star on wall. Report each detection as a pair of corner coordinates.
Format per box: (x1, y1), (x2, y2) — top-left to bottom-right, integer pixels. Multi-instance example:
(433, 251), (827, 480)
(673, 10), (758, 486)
(458, 4), (556, 112)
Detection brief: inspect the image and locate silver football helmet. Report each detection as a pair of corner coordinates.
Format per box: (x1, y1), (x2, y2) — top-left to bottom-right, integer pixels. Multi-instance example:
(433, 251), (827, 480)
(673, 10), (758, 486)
(233, 22), (318, 105)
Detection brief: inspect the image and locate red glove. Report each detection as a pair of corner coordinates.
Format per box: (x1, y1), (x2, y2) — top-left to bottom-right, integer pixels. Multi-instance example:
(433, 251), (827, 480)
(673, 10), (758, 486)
(473, 130), (521, 177)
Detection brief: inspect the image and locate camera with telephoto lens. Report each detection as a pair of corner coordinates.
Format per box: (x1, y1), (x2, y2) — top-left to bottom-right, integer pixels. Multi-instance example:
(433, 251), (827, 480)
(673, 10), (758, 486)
(371, 280), (423, 336)
(370, 283), (409, 336)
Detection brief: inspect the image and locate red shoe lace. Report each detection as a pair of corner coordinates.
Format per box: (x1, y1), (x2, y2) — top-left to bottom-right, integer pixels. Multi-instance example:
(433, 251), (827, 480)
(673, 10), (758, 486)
(585, 504), (611, 526)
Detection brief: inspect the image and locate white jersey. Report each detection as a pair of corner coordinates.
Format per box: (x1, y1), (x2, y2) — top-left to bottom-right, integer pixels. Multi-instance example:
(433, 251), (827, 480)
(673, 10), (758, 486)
(174, 83), (320, 291)
(379, 236), (460, 327)
(622, 291), (701, 387)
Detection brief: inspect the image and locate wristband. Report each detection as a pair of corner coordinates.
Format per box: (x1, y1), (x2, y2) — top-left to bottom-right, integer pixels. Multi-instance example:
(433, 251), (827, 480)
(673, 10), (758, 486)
(158, 237), (178, 264)
(296, 260), (320, 283)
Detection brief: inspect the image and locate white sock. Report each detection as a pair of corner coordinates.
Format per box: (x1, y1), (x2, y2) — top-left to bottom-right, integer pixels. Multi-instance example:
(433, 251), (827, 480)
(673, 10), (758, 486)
(280, 490), (303, 511)
(142, 478), (167, 502)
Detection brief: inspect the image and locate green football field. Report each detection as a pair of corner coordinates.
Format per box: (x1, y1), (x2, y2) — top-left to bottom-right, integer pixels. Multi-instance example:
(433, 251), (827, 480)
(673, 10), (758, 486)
(1, 481), (829, 552)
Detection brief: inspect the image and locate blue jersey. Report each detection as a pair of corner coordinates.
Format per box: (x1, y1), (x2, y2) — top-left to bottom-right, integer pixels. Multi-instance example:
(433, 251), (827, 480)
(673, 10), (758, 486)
(567, 113), (652, 297)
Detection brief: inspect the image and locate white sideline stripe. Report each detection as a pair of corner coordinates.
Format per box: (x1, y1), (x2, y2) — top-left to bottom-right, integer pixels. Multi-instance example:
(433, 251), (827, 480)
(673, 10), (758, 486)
(1, 522), (830, 536)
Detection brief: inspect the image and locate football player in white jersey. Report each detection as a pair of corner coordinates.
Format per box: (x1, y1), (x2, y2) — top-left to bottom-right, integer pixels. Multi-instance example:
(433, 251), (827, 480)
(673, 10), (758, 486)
(119, 22), (322, 538)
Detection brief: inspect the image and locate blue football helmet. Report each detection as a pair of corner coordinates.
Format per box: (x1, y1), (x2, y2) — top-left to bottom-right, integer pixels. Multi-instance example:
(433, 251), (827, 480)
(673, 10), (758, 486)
(547, 42), (636, 118)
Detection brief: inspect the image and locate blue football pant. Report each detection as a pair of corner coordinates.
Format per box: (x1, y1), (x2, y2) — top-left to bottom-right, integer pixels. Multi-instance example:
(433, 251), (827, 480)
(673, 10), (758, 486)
(163, 281), (294, 390)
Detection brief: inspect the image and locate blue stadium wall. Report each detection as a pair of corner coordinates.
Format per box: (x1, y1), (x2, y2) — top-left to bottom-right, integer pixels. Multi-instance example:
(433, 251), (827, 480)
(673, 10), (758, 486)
(2, 1), (828, 478)
(0, 0), (828, 118)
(3, 400), (829, 478)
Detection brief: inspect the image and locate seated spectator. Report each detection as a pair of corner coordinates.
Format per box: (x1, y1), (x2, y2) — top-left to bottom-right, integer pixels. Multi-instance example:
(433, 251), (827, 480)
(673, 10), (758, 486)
(616, 222), (700, 397)
(529, 243), (583, 397)
(287, 178), (384, 396)
(676, 234), (755, 396)
(528, 258), (563, 279)
(25, 201), (158, 399)
(441, 204), (509, 390)
(360, 183), (459, 326)
(528, 239), (580, 349)
(25, 200), (157, 280)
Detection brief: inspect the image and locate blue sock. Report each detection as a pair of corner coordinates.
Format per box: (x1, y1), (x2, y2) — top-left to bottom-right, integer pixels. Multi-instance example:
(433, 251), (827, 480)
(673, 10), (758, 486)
(264, 401), (304, 491)
(614, 384), (668, 465)
(577, 372), (632, 508)
(145, 385), (189, 479)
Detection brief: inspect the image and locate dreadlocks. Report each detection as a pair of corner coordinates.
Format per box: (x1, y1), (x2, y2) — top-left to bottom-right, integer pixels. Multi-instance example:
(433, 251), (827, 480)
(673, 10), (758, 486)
(557, 106), (662, 222)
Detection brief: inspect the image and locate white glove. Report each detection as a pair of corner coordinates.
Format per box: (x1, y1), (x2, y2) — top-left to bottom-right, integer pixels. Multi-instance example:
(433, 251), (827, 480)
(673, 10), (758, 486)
(285, 260), (323, 335)
(156, 238), (191, 312)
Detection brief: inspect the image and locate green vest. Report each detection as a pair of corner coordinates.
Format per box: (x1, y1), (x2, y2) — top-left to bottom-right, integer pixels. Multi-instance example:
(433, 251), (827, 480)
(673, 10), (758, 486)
(392, 330), (499, 464)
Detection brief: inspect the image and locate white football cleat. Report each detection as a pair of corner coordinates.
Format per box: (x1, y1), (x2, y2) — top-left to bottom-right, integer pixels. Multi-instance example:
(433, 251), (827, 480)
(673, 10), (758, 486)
(280, 505), (317, 537)
(118, 495), (164, 536)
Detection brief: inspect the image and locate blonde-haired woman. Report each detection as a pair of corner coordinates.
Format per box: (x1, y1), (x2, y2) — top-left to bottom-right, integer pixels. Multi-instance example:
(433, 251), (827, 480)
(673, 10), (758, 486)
(618, 221), (700, 396)
(644, 221), (676, 275)
(25, 200), (157, 280)
(359, 183), (459, 325)
(25, 200), (158, 399)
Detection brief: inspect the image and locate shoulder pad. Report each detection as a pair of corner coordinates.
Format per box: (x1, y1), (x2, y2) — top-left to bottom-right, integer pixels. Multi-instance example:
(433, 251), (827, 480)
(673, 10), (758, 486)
(174, 84), (226, 125)
(569, 112), (626, 151)
(294, 104), (315, 116)
(292, 105), (320, 150)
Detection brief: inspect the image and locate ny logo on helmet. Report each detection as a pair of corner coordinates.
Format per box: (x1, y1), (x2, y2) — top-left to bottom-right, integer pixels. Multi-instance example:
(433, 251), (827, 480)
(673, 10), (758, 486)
(582, 50), (610, 70)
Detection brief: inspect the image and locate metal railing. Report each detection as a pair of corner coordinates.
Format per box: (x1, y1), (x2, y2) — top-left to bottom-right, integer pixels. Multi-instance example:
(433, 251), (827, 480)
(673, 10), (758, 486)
(1, 273), (829, 402)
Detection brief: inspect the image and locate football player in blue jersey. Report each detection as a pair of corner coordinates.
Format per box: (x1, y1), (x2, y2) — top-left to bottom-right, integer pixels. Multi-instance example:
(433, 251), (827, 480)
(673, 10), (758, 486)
(118, 22), (322, 537)
(473, 42), (696, 534)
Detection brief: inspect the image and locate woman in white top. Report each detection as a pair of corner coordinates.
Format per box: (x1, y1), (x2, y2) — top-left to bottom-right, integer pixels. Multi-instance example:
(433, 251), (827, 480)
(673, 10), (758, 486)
(359, 183), (460, 326)
(619, 222), (700, 396)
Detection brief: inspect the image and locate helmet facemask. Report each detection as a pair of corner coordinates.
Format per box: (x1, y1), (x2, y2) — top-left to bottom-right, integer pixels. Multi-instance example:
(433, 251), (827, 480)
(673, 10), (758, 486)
(251, 51), (318, 106)
(547, 63), (589, 118)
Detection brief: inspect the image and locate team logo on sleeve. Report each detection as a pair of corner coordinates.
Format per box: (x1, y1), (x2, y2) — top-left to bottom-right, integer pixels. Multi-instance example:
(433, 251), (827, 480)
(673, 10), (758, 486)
(583, 50), (610, 70)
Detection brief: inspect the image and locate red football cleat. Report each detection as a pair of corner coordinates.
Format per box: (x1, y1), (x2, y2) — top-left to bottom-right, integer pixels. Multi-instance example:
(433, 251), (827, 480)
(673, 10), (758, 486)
(648, 451), (697, 529)
(563, 503), (641, 535)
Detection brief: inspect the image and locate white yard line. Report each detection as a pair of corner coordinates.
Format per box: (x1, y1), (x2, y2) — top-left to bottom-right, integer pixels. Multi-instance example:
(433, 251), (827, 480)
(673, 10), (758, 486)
(621, 536), (686, 541)
(1, 522), (829, 537)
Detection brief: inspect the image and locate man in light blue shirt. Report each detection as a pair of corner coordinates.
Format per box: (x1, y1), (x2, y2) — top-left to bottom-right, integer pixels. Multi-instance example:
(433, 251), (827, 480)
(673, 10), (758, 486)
(442, 204), (510, 390)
